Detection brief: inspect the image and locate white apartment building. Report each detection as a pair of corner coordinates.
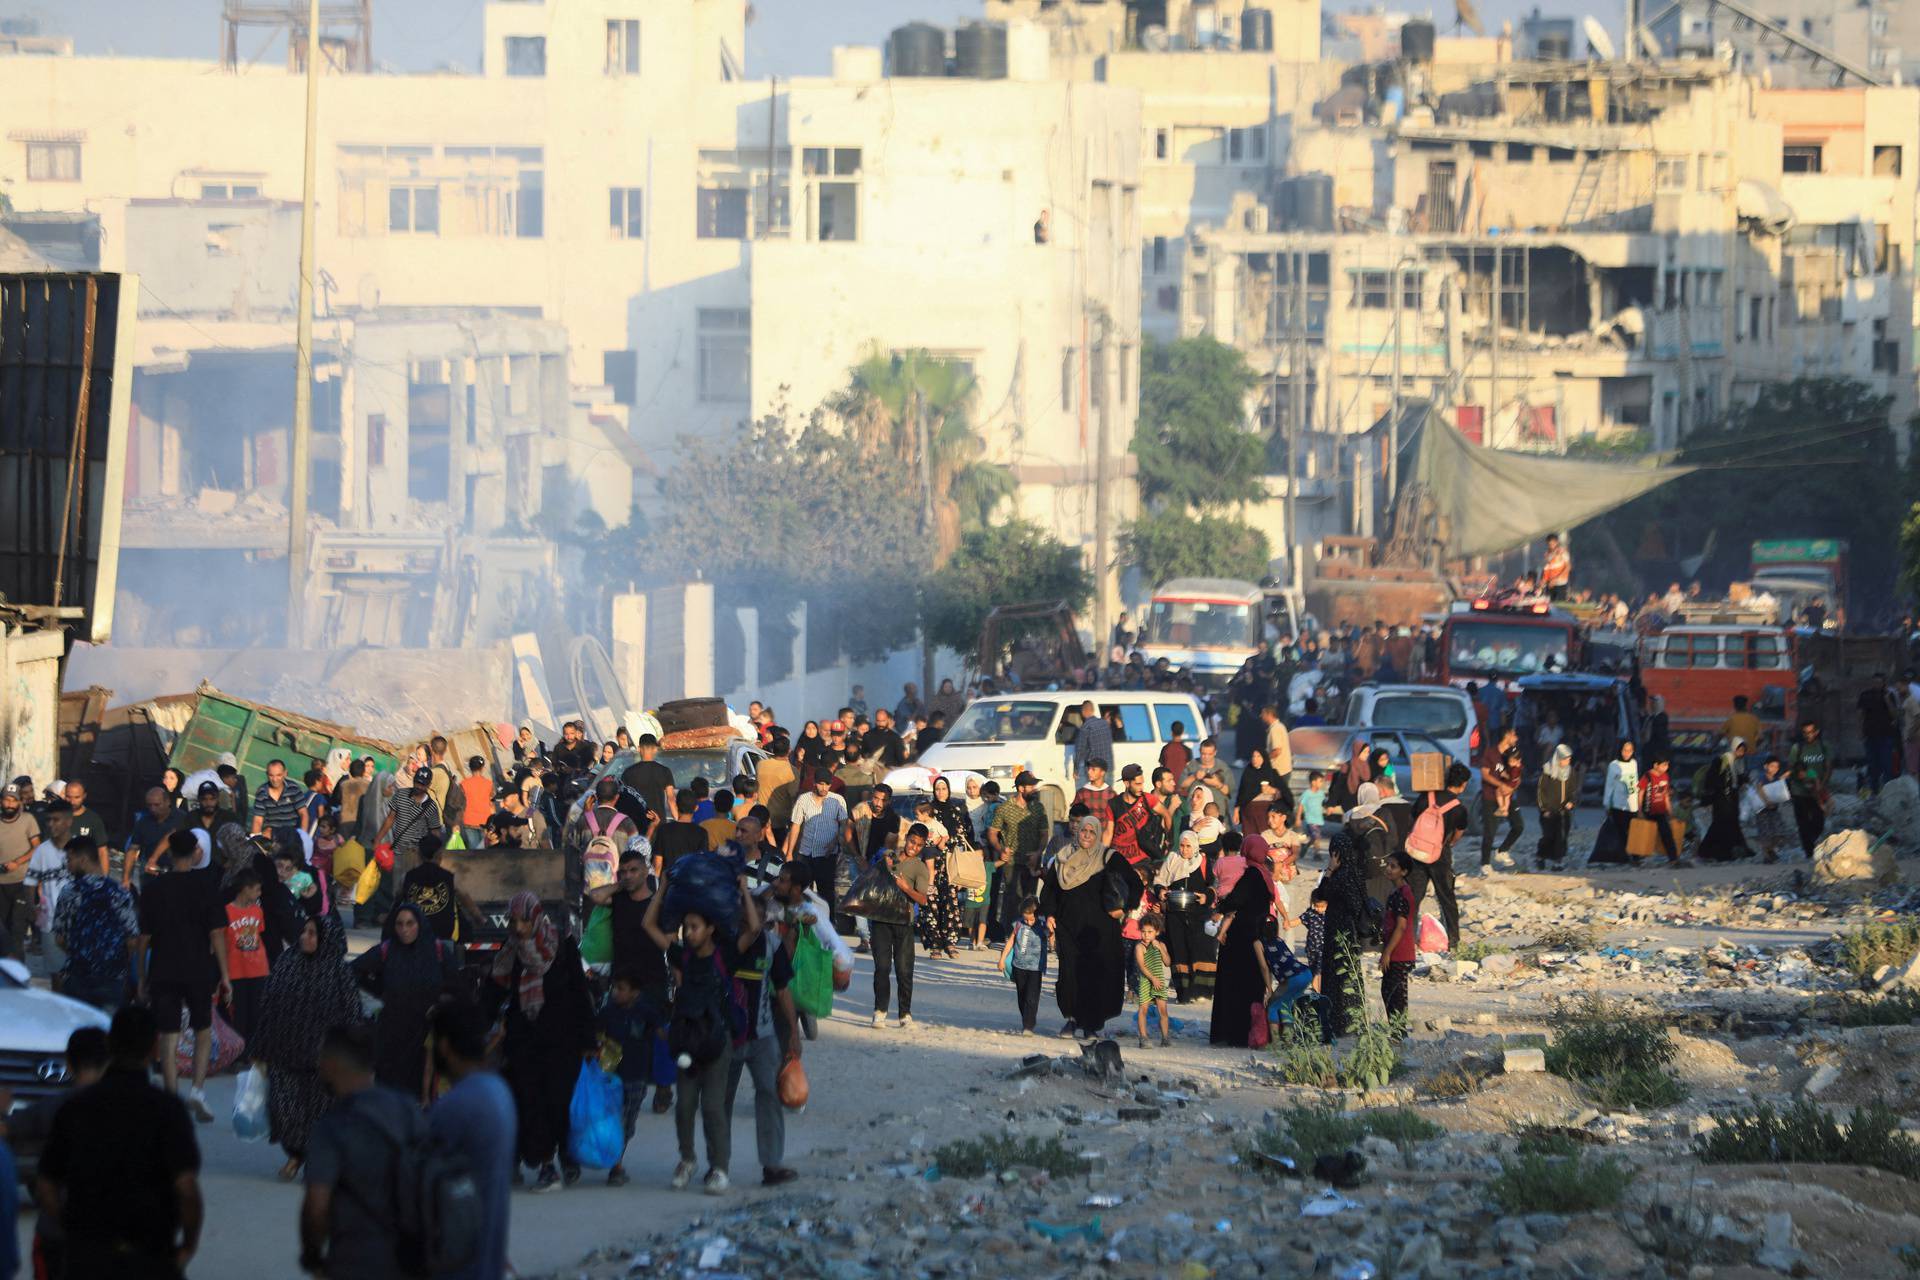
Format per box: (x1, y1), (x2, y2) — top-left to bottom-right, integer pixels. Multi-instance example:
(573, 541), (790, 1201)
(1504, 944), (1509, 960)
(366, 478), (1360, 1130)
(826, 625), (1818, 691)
(0, 0), (1142, 562)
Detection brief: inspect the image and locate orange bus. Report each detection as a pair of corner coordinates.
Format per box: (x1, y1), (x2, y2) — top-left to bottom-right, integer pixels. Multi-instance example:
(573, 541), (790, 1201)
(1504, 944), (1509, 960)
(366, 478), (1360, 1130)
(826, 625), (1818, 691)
(1639, 624), (1797, 763)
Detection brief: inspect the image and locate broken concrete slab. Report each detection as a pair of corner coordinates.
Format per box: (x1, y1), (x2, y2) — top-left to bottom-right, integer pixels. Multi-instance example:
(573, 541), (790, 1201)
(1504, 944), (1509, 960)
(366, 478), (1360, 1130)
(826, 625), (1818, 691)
(1502, 1048), (1546, 1074)
(1811, 829), (1898, 887)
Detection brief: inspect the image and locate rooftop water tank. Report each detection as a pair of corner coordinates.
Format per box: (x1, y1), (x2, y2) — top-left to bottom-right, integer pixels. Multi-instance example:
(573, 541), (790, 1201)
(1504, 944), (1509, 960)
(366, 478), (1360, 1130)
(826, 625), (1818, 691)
(1401, 19), (1436, 62)
(1241, 7), (1274, 52)
(953, 21), (1009, 78)
(888, 22), (946, 77)
(1279, 174), (1335, 231)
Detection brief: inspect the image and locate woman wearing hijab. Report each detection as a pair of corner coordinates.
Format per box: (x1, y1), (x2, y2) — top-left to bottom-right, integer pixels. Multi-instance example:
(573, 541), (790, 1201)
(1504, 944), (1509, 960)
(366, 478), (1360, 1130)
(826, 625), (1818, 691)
(1327, 739), (1372, 813)
(1590, 740), (1638, 865)
(351, 900), (464, 1101)
(1318, 829), (1371, 1037)
(160, 766), (188, 814)
(792, 721), (833, 787)
(1039, 814), (1137, 1039)
(1154, 829), (1215, 1002)
(1536, 744), (1579, 868)
(1208, 841), (1276, 1046)
(1186, 786), (1225, 856)
(1232, 747), (1284, 830)
(1343, 783), (1397, 909)
(597, 741), (619, 767)
(252, 914), (362, 1181)
(1698, 739), (1752, 862)
(489, 891), (596, 1191)
(1367, 747), (1398, 798)
(928, 775), (975, 849)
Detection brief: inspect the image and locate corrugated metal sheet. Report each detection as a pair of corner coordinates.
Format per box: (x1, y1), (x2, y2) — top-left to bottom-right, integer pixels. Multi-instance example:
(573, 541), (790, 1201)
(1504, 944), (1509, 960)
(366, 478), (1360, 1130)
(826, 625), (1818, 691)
(0, 271), (135, 642)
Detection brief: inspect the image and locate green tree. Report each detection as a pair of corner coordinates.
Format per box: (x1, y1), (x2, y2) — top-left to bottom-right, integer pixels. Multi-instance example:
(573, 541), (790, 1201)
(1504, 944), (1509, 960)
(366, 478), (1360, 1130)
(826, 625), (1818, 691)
(920, 520), (1093, 656)
(1900, 503), (1920, 606)
(1575, 378), (1909, 615)
(828, 349), (1015, 563)
(1132, 336), (1264, 509)
(1120, 509), (1271, 586)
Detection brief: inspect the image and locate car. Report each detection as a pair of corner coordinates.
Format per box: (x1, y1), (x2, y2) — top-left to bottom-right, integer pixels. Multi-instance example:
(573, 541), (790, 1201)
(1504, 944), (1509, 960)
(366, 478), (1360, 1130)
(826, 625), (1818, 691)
(1286, 725), (1482, 822)
(1341, 683), (1480, 766)
(563, 736), (768, 828)
(0, 957), (112, 1178)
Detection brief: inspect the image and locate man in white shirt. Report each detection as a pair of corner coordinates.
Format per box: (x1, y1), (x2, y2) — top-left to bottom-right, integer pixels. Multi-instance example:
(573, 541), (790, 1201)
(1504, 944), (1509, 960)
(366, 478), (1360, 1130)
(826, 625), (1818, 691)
(783, 777), (850, 902)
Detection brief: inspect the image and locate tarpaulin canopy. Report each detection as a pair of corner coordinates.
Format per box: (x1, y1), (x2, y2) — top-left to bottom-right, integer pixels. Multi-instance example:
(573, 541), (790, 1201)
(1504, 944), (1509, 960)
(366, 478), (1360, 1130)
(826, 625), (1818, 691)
(1414, 409), (1692, 558)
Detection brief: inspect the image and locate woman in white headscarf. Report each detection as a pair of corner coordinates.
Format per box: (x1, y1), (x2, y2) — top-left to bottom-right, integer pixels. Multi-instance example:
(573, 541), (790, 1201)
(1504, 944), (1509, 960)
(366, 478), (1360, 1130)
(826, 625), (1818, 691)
(1343, 782), (1397, 908)
(1535, 744), (1578, 869)
(1698, 738), (1753, 862)
(1154, 828), (1216, 1002)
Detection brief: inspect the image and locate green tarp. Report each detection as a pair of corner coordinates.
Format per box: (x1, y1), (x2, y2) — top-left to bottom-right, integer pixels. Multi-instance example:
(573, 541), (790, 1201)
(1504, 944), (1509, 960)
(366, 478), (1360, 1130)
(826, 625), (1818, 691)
(1414, 410), (1692, 559)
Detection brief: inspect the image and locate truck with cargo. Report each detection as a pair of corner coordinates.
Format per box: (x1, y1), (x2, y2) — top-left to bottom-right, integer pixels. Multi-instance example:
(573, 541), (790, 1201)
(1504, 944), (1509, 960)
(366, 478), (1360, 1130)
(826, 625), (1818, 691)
(1750, 538), (1848, 629)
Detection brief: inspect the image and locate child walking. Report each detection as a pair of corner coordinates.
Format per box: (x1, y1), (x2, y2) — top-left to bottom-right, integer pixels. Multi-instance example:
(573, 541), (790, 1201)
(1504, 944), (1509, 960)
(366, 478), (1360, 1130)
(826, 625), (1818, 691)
(1299, 771), (1328, 851)
(1000, 897), (1048, 1034)
(596, 967), (659, 1187)
(1379, 852), (1417, 1030)
(1134, 912), (1172, 1048)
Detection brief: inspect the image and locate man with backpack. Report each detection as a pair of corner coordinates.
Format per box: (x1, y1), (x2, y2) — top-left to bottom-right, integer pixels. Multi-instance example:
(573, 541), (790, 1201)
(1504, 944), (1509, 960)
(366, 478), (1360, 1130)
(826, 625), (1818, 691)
(428, 1002), (516, 1280)
(1405, 762), (1472, 951)
(301, 1023), (437, 1278)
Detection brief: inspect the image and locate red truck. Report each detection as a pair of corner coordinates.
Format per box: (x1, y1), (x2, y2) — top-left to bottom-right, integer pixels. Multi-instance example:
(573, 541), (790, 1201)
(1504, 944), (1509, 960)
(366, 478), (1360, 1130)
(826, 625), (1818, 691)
(1432, 599), (1583, 691)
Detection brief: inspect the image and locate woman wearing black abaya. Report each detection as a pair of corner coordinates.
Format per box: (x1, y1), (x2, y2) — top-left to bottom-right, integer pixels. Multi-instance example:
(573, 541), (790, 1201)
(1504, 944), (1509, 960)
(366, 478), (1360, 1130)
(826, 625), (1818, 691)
(1208, 845), (1276, 1046)
(1318, 829), (1370, 1038)
(491, 891), (597, 1190)
(1039, 814), (1137, 1039)
(1232, 747), (1286, 830)
(792, 721), (834, 788)
(1154, 829), (1215, 1002)
(1698, 738), (1752, 862)
(928, 775), (976, 849)
(351, 901), (463, 1100)
(251, 914), (362, 1181)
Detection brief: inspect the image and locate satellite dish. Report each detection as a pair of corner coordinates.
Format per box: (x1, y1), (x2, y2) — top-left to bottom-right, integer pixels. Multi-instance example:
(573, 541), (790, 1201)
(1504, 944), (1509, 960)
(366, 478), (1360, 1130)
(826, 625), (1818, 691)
(1583, 15), (1616, 60)
(1455, 0), (1486, 37)
(1635, 25), (1662, 58)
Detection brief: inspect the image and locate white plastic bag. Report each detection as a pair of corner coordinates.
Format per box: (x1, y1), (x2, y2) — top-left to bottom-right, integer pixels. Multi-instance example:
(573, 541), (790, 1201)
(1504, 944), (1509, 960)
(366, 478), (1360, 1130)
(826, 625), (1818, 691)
(233, 1065), (269, 1142)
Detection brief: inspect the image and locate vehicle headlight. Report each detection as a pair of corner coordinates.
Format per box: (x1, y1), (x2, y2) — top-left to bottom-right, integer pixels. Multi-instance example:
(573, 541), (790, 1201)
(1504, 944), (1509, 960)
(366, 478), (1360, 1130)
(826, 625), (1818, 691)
(986, 764), (1017, 779)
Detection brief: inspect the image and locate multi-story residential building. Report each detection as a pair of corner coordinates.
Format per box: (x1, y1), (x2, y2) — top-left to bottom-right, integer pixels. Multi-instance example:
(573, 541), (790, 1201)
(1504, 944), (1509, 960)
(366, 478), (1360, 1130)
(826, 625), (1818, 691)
(0, 0), (1144, 603)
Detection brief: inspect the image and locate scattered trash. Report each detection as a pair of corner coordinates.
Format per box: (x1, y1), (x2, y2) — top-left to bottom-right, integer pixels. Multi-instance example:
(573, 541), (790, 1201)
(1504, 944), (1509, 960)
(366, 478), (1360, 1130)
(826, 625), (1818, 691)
(1084, 1193), (1124, 1208)
(1334, 1262), (1380, 1280)
(1301, 1190), (1362, 1218)
(1026, 1216), (1103, 1242)
(696, 1237), (732, 1269)
(1252, 1151), (1300, 1176)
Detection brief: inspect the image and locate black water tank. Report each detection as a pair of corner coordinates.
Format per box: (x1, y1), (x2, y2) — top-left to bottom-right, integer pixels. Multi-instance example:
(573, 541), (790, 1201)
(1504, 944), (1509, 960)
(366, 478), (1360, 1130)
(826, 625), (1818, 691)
(1535, 32), (1572, 59)
(1401, 19), (1436, 61)
(1241, 7), (1274, 51)
(953, 21), (1009, 78)
(889, 22), (946, 77)
(1280, 174), (1334, 231)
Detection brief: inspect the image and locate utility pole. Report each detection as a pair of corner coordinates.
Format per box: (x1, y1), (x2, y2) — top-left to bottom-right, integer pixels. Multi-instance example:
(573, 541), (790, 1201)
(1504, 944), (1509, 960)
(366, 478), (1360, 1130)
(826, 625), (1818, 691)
(1389, 256), (1405, 509)
(1289, 251), (1307, 586)
(916, 383), (935, 692)
(287, 0), (320, 643)
(1489, 247), (1501, 449)
(1092, 314), (1112, 652)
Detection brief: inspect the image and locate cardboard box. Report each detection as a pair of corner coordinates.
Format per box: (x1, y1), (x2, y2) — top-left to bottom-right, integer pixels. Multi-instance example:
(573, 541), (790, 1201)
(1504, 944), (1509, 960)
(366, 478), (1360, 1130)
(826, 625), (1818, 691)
(1409, 752), (1447, 794)
(1627, 817), (1687, 857)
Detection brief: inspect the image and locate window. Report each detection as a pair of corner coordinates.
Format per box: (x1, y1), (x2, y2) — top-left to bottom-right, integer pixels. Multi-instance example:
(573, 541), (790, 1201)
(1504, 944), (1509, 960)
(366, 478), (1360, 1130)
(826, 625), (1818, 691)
(1149, 236), (1168, 273)
(505, 35), (546, 76)
(697, 187), (749, 239)
(1875, 144), (1903, 177)
(24, 140), (80, 181)
(1351, 270), (1390, 309)
(1061, 348), (1075, 411)
(1873, 319), (1900, 373)
(605, 19), (640, 75)
(1401, 270), (1423, 310)
(609, 186), (643, 238)
(1781, 144), (1822, 173)
(1151, 704), (1191, 742)
(1156, 284), (1178, 312)
(1153, 128), (1169, 160)
(604, 350), (637, 405)
(1734, 289), (1746, 339)
(802, 147), (861, 242)
(696, 308), (750, 402)
(388, 185), (440, 234)
(1655, 155), (1688, 192)
(205, 223), (238, 257)
(1506, 143), (1534, 162)
(1227, 125), (1267, 163)
(199, 181), (261, 200)
(1750, 295), (1762, 339)
(1102, 703), (1154, 744)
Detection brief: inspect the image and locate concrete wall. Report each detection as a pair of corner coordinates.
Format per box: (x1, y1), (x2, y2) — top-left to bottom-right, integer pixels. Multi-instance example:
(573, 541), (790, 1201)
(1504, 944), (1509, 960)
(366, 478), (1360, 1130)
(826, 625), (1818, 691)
(0, 627), (64, 789)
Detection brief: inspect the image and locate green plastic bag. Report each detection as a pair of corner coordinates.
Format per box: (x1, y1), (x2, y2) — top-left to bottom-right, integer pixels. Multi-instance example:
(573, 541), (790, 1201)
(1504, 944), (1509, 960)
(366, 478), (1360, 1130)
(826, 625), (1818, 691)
(581, 904), (614, 966)
(445, 825), (466, 851)
(791, 926), (835, 1019)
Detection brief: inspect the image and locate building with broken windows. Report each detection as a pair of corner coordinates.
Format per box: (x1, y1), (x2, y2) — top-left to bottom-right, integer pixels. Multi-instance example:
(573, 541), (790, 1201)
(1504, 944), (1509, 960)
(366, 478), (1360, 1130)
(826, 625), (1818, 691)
(0, 0), (1145, 613)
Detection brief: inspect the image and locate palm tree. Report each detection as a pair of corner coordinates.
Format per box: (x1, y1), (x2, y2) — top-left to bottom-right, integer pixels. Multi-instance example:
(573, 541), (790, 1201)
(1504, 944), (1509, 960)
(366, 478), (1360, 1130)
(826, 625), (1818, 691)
(830, 349), (1014, 564)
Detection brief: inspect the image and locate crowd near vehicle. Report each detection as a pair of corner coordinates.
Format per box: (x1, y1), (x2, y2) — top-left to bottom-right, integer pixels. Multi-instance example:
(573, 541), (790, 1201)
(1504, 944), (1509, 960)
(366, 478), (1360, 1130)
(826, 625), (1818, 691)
(1639, 624), (1796, 764)
(915, 690), (1206, 819)
(1, 958), (111, 1179)
(1285, 725), (1483, 820)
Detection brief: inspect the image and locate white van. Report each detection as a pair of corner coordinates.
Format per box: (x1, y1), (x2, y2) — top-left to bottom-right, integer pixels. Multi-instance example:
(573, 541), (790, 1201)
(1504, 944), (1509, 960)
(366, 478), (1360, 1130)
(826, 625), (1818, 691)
(915, 691), (1207, 818)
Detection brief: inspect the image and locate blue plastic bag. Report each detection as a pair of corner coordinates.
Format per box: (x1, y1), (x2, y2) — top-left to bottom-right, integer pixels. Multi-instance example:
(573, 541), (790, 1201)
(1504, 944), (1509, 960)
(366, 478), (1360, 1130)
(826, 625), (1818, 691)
(566, 1062), (627, 1169)
(232, 1065), (268, 1142)
(661, 851), (742, 933)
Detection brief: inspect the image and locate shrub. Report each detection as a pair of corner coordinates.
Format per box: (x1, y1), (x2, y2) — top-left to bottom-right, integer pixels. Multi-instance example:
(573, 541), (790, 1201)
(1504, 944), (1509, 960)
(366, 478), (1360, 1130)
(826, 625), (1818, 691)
(1272, 1016), (1340, 1088)
(1489, 1152), (1635, 1213)
(1240, 1102), (1441, 1171)
(1816, 989), (1920, 1027)
(1838, 919), (1920, 982)
(1423, 1060), (1491, 1099)
(1455, 940), (1512, 963)
(1545, 996), (1688, 1110)
(930, 1134), (1083, 1179)
(1530, 922), (1600, 951)
(1694, 1099), (1920, 1180)
(1341, 1016), (1401, 1092)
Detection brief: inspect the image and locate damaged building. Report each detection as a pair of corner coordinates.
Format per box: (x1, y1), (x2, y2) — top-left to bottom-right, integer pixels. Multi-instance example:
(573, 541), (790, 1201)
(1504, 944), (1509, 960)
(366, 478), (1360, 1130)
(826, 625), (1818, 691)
(116, 195), (634, 649)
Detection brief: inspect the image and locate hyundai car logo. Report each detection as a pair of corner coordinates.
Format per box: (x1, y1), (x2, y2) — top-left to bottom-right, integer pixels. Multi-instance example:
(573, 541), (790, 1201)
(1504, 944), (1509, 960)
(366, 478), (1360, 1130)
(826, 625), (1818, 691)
(36, 1059), (69, 1085)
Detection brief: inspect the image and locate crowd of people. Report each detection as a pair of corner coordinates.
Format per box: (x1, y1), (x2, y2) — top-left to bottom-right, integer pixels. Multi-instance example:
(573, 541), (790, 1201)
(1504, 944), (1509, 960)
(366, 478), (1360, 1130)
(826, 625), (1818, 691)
(0, 633), (1911, 1279)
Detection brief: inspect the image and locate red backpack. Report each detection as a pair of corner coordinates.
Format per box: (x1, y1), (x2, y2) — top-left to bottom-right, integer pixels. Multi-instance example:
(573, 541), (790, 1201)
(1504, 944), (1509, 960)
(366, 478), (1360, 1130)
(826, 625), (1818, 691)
(1405, 793), (1458, 864)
